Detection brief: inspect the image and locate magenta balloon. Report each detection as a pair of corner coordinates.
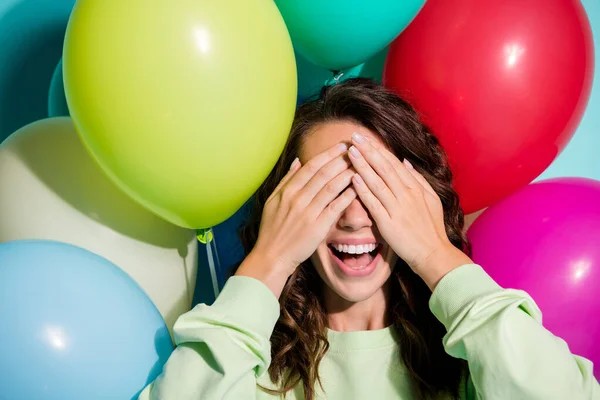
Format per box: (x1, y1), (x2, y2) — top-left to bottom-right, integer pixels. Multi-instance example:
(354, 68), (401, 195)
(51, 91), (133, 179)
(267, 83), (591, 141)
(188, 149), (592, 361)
(468, 178), (600, 377)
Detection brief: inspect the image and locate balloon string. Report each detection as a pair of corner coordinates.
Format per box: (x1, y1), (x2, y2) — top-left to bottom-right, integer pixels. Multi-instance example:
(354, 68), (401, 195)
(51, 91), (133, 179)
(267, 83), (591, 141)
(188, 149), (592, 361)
(197, 228), (221, 298)
(325, 70), (345, 86)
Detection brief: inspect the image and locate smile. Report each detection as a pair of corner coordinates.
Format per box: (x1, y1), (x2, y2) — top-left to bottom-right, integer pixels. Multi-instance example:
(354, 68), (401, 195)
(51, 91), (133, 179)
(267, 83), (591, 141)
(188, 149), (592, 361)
(327, 241), (382, 277)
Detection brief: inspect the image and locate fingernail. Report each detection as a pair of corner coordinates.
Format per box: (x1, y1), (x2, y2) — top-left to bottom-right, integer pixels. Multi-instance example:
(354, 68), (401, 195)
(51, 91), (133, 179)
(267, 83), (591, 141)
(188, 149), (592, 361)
(352, 173), (364, 185)
(349, 146), (361, 158)
(352, 132), (366, 144)
(338, 143), (348, 151)
(404, 159), (414, 169)
(289, 157), (300, 171)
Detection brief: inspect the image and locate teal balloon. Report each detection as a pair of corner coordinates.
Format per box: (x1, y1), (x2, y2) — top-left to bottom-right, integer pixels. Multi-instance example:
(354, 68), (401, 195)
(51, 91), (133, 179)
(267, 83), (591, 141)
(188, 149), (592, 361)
(0, 240), (173, 400)
(297, 47), (389, 104)
(0, 0), (75, 144)
(537, 0), (600, 181)
(48, 59), (70, 117)
(350, 46), (389, 82)
(275, 0), (424, 71)
(297, 52), (334, 104)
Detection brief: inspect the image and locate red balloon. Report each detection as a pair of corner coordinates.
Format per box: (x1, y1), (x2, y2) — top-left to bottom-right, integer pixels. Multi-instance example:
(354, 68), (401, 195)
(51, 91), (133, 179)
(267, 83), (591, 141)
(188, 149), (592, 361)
(383, 0), (594, 213)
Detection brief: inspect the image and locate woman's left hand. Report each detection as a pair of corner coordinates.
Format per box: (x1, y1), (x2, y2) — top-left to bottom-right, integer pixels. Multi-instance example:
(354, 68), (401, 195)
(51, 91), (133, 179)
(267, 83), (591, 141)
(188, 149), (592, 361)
(347, 132), (472, 289)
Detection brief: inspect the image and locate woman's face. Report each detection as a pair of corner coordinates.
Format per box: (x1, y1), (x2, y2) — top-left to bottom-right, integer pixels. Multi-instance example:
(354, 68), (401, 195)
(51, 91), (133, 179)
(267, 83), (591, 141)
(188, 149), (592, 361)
(299, 121), (398, 303)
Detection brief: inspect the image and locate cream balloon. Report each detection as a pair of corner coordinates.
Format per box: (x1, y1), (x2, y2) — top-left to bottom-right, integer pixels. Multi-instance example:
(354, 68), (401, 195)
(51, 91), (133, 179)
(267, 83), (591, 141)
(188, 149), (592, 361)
(0, 117), (197, 334)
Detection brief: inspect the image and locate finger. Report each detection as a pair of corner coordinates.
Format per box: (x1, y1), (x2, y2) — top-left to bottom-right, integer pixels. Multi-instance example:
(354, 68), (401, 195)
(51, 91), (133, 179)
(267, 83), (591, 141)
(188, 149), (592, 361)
(285, 142), (349, 195)
(402, 158), (438, 199)
(350, 134), (421, 205)
(317, 186), (357, 229)
(351, 173), (390, 222)
(356, 139), (419, 194)
(401, 159), (445, 234)
(270, 157), (301, 199)
(347, 144), (397, 210)
(308, 169), (355, 213)
(351, 133), (410, 194)
(297, 154), (352, 206)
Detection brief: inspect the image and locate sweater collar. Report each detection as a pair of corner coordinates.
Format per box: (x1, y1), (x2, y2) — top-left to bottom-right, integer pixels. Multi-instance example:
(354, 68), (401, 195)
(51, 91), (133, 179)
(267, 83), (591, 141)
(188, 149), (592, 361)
(326, 325), (398, 351)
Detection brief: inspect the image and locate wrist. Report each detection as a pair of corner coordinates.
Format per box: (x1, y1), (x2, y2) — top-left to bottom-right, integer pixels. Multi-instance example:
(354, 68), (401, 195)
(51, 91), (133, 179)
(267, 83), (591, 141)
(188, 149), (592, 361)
(414, 241), (473, 291)
(235, 249), (296, 299)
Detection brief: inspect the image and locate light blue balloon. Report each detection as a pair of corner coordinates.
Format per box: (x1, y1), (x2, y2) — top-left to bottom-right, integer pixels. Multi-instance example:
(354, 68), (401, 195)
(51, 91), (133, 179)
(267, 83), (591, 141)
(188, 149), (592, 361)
(537, 0), (599, 181)
(48, 59), (70, 117)
(0, 0), (75, 144)
(275, 0), (424, 71)
(0, 240), (173, 400)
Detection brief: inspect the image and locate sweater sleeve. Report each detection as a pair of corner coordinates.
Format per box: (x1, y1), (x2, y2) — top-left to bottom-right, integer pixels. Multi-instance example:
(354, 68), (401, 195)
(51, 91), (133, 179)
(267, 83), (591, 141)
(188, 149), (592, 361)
(138, 276), (280, 400)
(430, 264), (599, 400)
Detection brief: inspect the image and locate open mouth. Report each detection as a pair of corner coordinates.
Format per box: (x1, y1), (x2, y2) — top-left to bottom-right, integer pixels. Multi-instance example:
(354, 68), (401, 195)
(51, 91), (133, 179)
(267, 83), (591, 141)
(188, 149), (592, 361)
(327, 243), (382, 276)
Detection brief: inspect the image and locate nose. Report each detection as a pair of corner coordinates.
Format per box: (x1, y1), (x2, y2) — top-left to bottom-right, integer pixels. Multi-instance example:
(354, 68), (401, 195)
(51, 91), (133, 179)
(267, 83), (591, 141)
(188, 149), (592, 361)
(337, 198), (372, 232)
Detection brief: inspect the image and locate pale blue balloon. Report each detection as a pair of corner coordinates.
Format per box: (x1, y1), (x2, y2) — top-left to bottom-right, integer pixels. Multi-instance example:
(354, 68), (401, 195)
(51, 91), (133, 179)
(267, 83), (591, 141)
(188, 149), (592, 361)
(537, 0), (600, 181)
(0, 0), (75, 144)
(0, 240), (173, 400)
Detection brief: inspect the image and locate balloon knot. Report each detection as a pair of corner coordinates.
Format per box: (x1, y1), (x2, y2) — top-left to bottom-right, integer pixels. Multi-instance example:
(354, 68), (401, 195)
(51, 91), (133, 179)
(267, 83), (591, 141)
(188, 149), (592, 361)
(196, 228), (214, 244)
(325, 71), (345, 86)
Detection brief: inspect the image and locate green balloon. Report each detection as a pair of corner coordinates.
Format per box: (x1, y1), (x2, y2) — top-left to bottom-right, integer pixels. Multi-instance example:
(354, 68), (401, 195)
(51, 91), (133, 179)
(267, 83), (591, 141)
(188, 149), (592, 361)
(276, 0), (424, 71)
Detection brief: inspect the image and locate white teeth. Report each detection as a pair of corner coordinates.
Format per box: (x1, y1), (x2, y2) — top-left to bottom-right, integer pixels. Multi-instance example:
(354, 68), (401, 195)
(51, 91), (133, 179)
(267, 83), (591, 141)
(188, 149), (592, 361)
(333, 243), (377, 254)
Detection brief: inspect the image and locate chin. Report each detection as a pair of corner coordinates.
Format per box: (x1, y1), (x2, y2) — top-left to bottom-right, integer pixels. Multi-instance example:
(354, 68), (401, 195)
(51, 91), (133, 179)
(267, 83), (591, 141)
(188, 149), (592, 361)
(311, 242), (397, 304)
(329, 278), (389, 303)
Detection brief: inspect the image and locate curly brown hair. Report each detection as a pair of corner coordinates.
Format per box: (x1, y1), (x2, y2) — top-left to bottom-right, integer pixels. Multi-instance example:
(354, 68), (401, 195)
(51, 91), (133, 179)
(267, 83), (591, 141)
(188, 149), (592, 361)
(236, 78), (469, 400)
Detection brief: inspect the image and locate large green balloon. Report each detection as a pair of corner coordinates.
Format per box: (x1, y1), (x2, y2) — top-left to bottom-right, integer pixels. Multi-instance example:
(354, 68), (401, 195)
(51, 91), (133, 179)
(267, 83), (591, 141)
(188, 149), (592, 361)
(275, 0), (425, 71)
(63, 0), (297, 229)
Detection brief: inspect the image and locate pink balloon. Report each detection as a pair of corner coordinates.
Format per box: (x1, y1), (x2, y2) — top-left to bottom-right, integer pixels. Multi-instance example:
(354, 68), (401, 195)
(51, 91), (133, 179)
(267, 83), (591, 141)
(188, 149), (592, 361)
(468, 178), (600, 378)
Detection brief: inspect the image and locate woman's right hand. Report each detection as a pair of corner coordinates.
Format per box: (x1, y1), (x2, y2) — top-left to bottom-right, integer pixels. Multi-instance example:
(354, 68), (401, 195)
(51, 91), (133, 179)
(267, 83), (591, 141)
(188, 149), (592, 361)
(236, 142), (356, 298)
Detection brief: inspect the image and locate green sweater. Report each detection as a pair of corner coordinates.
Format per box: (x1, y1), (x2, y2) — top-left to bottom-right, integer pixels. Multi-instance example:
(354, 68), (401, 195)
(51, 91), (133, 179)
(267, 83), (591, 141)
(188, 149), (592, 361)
(139, 264), (599, 399)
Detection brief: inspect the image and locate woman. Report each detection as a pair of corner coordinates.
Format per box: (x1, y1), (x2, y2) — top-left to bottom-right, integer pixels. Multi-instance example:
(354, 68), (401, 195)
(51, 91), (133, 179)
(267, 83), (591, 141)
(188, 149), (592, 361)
(140, 79), (599, 399)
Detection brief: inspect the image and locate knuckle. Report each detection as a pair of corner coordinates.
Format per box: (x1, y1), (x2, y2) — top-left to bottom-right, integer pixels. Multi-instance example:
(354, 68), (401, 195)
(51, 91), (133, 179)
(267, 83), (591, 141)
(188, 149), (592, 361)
(326, 200), (341, 215)
(381, 161), (394, 176)
(405, 178), (419, 191)
(367, 200), (384, 217)
(304, 161), (319, 175)
(289, 196), (304, 211)
(372, 179), (387, 193)
(315, 167), (331, 181)
(280, 189), (294, 206)
(369, 198), (382, 212)
(298, 211), (311, 225)
(324, 180), (339, 195)
(412, 183), (424, 194)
